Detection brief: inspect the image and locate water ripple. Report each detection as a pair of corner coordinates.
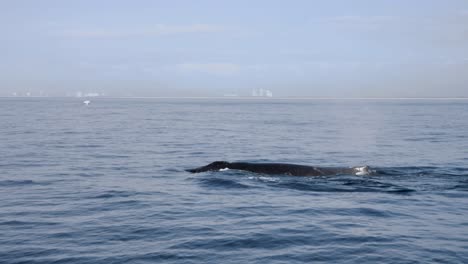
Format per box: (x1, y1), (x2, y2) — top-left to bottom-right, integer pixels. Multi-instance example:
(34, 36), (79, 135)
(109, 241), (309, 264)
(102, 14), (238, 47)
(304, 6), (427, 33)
(0, 180), (48, 187)
(2, 98), (468, 264)
(197, 177), (251, 189)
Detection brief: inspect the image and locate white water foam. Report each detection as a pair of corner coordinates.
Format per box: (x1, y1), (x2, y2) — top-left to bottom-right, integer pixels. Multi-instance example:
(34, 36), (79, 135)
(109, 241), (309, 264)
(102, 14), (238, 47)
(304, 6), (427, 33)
(354, 166), (371, 176)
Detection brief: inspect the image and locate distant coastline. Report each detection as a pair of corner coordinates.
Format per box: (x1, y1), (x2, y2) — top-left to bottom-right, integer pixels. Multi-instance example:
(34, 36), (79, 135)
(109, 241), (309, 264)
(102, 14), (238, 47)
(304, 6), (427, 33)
(1, 96), (468, 100)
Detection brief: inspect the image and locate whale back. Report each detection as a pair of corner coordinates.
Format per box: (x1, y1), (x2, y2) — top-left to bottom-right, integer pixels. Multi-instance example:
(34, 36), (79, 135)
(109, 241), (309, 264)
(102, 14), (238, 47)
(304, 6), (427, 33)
(187, 161), (374, 176)
(186, 161), (230, 173)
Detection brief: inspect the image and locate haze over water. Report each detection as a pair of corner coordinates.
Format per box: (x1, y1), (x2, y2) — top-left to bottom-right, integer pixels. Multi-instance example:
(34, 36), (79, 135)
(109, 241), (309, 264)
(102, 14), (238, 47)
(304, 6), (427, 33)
(2, 0), (468, 98)
(1, 98), (467, 263)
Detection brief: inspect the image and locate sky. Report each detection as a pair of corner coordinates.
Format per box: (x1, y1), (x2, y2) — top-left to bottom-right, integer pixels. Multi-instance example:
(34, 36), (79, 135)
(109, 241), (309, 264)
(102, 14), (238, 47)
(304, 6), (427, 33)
(1, 0), (468, 97)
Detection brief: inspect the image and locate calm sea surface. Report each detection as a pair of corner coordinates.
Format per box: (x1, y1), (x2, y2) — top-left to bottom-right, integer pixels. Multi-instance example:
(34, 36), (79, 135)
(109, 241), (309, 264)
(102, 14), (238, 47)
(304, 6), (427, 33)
(1, 98), (468, 263)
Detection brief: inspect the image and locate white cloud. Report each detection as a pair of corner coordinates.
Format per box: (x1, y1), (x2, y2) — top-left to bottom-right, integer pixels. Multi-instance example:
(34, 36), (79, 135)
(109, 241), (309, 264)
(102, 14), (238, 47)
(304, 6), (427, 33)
(60, 24), (225, 38)
(176, 63), (240, 75)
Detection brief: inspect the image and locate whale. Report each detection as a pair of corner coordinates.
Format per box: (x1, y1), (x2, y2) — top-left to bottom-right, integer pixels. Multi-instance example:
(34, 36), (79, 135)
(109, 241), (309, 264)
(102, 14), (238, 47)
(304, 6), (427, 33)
(186, 161), (371, 176)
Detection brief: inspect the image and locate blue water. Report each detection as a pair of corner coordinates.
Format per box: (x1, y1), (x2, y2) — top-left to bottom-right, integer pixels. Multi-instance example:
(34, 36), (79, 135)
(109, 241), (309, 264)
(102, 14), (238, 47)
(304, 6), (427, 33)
(1, 98), (468, 263)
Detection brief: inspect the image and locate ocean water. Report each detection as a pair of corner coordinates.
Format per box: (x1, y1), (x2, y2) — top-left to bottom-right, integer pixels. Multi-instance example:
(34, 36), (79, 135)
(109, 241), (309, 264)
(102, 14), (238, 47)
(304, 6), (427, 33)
(1, 97), (468, 264)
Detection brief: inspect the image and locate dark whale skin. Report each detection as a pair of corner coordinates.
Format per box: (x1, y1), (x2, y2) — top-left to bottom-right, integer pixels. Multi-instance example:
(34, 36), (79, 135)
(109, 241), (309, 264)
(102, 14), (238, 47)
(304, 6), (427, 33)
(187, 161), (365, 176)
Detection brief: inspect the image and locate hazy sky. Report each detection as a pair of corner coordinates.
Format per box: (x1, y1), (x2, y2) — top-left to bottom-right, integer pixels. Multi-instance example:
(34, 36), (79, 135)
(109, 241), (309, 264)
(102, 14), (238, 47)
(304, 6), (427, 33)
(1, 0), (468, 97)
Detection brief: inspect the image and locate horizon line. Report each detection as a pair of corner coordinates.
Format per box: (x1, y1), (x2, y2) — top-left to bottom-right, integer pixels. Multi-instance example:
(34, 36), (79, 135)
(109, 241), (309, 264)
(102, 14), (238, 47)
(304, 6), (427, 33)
(1, 96), (468, 100)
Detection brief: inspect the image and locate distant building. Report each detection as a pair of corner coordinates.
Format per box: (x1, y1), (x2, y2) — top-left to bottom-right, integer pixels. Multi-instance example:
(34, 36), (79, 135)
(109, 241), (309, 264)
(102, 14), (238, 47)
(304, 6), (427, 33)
(75, 91), (102, 97)
(251, 88), (273, 97)
(84, 92), (100, 97)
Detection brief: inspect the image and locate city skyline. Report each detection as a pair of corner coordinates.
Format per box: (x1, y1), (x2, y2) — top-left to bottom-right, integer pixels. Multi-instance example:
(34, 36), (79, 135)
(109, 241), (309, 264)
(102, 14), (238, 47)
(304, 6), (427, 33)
(1, 0), (468, 98)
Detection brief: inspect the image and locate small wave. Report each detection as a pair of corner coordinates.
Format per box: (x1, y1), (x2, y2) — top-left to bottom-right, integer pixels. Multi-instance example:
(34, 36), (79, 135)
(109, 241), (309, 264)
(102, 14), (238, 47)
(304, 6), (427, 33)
(263, 177), (415, 194)
(339, 207), (392, 218)
(113, 252), (200, 263)
(0, 220), (59, 227)
(0, 162), (45, 168)
(89, 154), (131, 159)
(89, 190), (138, 199)
(97, 199), (150, 211)
(197, 177), (251, 189)
(339, 178), (415, 192)
(170, 233), (290, 250)
(74, 172), (102, 177)
(448, 182), (468, 191)
(376, 166), (468, 177)
(74, 144), (103, 148)
(0, 180), (44, 187)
